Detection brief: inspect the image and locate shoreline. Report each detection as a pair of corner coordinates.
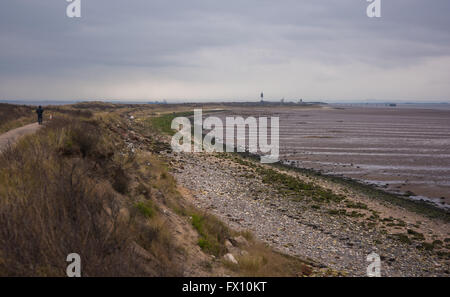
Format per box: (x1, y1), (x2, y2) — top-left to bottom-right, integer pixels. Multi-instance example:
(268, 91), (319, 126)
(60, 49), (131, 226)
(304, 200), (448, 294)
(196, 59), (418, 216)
(207, 105), (450, 209)
(169, 149), (449, 276)
(135, 105), (450, 276)
(279, 158), (450, 216)
(200, 135), (450, 220)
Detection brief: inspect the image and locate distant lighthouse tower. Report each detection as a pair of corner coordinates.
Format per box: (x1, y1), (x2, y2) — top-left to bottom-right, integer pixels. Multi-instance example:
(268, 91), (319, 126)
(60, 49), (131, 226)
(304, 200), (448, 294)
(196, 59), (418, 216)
(260, 92), (264, 103)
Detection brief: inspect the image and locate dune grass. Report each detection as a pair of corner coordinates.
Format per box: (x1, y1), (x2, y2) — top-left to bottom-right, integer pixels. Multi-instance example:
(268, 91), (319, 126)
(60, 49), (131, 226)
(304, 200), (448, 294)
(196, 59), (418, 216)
(0, 104), (36, 133)
(0, 113), (184, 276)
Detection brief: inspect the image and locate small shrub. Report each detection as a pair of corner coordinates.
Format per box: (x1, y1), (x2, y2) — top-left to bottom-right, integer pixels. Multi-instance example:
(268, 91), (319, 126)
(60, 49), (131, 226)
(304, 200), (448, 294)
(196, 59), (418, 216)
(407, 229), (425, 240)
(432, 240), (443, 246)
(345, 201), (368, 210)
(347, 211), (364, 218)
(136, 201), (155, 218)
(191, 213), (230, 256)
(328, 209), (346, 216)
(395, 234), (411, 244)
(419, 242), (434, 251)
(112, 166), (129, 194)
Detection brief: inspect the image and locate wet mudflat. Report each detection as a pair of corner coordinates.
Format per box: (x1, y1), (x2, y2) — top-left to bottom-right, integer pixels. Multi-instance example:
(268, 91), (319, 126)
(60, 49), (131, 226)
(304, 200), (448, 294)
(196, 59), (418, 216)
(216, 105), (450, 209)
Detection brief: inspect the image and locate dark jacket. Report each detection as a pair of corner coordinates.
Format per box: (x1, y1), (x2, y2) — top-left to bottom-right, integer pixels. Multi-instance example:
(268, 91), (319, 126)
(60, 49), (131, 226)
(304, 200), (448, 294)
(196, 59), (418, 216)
(36, 107), (44, 117)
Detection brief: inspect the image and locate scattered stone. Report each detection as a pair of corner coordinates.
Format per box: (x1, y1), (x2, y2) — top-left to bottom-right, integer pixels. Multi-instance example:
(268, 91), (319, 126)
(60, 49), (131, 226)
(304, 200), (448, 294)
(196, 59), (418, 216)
(169, 151), (449, 276)
(231, 235), (249, 247)
(240, 250), (249, 256)
(225, 240), (233, 249)
(224, 253), (238, 264)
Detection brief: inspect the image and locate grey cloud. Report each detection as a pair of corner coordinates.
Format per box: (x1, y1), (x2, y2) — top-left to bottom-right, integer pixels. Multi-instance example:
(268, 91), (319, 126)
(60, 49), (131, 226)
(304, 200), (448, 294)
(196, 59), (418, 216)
(0, 0), (449, 101)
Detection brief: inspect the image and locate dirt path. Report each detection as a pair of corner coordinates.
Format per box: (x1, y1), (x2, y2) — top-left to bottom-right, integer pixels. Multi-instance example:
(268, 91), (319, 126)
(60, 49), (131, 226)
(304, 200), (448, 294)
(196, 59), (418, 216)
(0, 122), (42, 153)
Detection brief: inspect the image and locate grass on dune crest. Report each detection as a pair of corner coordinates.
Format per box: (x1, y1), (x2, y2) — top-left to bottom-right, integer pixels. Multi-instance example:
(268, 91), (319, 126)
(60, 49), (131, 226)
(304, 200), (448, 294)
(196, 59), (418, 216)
(0, 117), (138, 276)
(0, 103), (35, 133)
(0, 115), (183, 276)
(0, 103), (98, 134)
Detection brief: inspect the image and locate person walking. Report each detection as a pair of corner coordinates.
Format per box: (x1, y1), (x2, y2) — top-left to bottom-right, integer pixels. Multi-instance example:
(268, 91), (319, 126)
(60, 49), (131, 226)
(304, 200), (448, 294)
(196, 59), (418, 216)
(36, 105), (44, 125)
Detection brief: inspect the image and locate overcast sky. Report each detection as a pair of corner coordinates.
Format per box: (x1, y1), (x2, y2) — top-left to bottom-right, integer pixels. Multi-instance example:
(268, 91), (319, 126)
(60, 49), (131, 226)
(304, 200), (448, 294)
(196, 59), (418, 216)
(1, 0), (449, 102)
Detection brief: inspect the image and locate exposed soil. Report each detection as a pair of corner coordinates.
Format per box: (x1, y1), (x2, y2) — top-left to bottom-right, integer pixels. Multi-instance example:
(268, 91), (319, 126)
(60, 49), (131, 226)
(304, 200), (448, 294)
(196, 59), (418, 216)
(0, 122), (42, 153)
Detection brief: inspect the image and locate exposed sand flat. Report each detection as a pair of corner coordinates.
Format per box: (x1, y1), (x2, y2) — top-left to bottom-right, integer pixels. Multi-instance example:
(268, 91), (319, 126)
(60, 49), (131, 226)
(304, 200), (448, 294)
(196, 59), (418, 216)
(212, 106), (450, 208)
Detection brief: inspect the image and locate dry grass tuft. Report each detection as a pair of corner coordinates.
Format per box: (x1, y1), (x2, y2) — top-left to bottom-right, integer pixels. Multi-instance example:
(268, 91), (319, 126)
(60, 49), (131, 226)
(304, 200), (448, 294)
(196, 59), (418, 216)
(0, 103), (35, 133)
(0, 115), (166, 276)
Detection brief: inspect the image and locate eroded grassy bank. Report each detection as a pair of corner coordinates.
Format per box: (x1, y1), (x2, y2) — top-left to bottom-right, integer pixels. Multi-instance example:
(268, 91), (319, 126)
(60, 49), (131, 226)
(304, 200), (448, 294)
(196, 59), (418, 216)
(0, 103), (316, 276)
